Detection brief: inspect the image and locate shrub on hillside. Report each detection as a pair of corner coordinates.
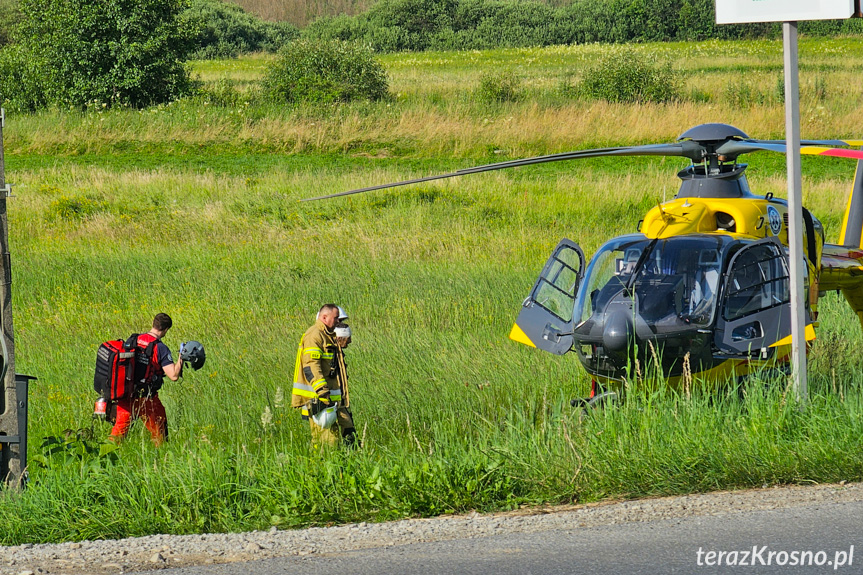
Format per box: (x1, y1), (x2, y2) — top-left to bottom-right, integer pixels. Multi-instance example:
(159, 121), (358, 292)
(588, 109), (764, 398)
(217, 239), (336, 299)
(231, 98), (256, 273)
(261, 39), (389, 104)
(305, 0), (457, 52)
(303, 12), (369, 44)
(186, 0), (298, 59)
(363, 0), (456, 51)
(12, 0), (196, 109)
(432, 0), (556, 50)
(578, 51), (681, 104)
(477, 71), (522, 103)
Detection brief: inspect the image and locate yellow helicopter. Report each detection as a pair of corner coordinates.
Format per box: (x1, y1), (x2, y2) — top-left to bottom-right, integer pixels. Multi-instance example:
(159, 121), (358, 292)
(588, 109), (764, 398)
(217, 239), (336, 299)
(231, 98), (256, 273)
(305, 123), (863, 404)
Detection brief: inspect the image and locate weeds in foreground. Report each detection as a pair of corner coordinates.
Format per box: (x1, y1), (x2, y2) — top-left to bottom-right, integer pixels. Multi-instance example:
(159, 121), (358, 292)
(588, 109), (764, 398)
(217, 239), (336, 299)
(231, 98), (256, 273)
(4, 376), (862, 544)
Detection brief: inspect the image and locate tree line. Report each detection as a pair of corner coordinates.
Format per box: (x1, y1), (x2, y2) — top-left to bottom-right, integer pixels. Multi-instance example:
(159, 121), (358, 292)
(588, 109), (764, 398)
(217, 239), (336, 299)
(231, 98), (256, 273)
(304, 0), (863, 52)
(1, 0), (861, 112)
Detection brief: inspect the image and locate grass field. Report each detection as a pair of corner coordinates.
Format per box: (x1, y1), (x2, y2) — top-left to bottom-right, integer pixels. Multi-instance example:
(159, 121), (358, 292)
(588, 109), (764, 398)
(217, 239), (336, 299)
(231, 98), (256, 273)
(2, 38), (863, 543)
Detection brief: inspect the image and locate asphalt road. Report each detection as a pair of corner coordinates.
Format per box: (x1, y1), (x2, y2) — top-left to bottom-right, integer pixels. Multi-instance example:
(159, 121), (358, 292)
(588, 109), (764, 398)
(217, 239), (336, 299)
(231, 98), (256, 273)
(139, 500), (863, 575)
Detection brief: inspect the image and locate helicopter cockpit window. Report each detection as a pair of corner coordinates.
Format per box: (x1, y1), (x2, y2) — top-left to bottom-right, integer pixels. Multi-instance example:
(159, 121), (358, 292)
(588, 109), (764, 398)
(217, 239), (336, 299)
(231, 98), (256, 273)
(689, 249), (721, 322)
(532, 245), (582, 323)
(633, 239), (725, 328)
(577, 237), (648, 324)
(576, 235), (729, 330)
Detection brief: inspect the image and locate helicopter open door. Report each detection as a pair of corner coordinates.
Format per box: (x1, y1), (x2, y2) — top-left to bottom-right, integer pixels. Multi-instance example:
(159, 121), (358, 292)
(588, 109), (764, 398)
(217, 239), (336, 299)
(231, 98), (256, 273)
(715, 237), (802, 356)
(510, 238), (585, 355)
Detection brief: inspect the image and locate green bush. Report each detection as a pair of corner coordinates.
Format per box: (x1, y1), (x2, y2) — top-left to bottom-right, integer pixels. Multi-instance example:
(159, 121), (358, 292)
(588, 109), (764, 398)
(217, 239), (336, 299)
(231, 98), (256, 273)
(261, 39), (389, 104)
(0, 43), (50, 112)
(12, 0), (196, 109)
(364, 0), (456, 51)
(579, 51), (681, 104)
(302, 13), (369, 44)
(185, 0), (298, 59)
(48, 194), (106, 221)
(440, 0), (556, 49)
(477, 70), (523, 103)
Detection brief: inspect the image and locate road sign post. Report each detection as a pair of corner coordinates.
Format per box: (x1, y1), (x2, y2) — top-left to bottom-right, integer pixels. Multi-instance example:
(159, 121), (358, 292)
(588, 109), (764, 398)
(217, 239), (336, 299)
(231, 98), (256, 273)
(782, 22), (807, 405)
(715, 0), (857, 405)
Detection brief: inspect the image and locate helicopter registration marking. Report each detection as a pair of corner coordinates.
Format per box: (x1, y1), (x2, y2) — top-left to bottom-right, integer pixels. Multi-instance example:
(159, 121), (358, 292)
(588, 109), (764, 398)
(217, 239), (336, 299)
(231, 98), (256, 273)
(767, 206), (782, 236)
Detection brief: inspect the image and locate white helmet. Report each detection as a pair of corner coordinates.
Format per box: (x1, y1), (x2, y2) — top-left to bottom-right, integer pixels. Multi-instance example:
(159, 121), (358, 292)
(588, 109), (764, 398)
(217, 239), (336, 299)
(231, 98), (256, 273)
(316, 305), (349, 322)
(312, 403), (338, 429)
(335, 325), (352, 338)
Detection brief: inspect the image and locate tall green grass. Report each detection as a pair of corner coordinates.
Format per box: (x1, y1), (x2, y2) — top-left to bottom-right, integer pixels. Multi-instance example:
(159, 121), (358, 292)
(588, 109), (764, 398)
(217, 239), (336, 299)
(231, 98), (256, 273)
(2, 39), (863, 544)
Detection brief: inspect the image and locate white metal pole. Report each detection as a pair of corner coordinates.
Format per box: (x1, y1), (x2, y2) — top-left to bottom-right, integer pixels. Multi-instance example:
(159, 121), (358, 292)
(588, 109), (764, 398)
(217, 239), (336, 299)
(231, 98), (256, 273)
(783, 22), (808, 405)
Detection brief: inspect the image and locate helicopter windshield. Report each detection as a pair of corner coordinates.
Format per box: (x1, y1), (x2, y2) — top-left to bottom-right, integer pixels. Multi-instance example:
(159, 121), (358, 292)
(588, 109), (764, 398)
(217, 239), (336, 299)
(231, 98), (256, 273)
(575, 235), (728, 330)
(577, 236), (647, 324)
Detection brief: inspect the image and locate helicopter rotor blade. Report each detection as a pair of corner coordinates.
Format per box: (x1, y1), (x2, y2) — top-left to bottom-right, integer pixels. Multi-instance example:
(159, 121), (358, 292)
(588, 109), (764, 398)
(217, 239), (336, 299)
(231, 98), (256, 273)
(301, 141), (704, 201)
(758, 138), (863, 147)
(800, 146), (863, 160)
(302, 131), (863, 202)
(716, 139), (863, 160)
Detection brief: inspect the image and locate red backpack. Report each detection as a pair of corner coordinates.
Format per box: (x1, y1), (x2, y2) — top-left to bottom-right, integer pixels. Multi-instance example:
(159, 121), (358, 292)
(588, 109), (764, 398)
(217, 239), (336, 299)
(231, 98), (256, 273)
(93, 334), (158, 401)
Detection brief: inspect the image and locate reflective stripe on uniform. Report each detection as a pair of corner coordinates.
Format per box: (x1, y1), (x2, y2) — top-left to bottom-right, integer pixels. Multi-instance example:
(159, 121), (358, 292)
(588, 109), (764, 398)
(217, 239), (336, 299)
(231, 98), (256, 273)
(293, 382), (315, 393)
(328, 388), (342, 401)
(311, 378), (327, 391)
(292, 381), (317, 399)
(304, 347), (323, 360)
(293, 338), (303, 385)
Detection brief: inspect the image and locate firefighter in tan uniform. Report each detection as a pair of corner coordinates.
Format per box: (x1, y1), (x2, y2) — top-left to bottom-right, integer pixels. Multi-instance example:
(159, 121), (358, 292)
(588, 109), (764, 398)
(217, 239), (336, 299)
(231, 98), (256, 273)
(292, 304), (355, 446)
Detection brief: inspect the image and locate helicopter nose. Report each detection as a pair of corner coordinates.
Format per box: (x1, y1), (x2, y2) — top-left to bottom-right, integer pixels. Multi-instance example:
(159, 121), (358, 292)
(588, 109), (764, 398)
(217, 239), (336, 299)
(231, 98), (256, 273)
(602, 310), (633, 353)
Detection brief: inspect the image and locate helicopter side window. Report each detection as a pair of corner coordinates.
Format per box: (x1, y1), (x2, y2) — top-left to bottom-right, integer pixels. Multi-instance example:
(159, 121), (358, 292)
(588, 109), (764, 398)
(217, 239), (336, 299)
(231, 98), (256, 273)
(723, 244), (789, 322)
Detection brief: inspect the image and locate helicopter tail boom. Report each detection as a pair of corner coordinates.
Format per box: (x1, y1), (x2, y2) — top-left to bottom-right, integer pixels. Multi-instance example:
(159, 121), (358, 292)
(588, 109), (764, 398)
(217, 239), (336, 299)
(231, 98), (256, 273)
(819, 244), (863, 331)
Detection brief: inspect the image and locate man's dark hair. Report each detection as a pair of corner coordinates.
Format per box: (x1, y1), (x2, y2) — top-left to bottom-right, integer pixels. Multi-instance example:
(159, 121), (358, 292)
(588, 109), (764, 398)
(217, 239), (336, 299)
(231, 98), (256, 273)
(153, 313), (173, 331)
(319, 303), (338, 315)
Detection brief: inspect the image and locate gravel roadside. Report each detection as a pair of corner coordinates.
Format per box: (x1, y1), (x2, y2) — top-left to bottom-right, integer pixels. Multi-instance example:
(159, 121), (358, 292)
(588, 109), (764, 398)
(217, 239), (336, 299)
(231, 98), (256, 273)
(2, 481), (861, 575)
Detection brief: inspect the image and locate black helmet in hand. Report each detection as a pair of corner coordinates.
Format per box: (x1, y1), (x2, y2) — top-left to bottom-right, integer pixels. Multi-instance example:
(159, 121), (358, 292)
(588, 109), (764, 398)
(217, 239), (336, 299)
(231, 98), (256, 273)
(180, 340), (206, 370)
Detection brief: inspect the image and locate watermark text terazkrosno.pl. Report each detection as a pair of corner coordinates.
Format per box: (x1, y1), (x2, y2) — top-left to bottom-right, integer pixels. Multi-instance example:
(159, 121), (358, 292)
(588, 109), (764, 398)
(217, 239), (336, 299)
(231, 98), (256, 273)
(696, 546), (854, 569)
